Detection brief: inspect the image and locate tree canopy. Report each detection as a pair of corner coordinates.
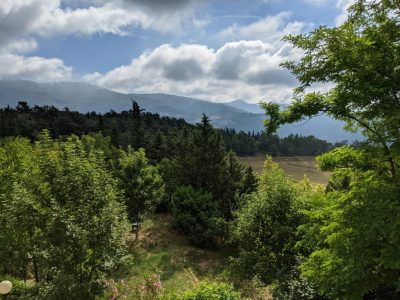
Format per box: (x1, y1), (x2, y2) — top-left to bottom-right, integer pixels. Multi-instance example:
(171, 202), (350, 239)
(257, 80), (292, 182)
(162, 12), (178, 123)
(262, 0), (400, 298)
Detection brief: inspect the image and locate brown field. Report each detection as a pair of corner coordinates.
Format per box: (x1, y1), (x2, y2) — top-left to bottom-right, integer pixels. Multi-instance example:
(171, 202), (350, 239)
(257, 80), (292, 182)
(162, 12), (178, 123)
(240, 156), (331, 185)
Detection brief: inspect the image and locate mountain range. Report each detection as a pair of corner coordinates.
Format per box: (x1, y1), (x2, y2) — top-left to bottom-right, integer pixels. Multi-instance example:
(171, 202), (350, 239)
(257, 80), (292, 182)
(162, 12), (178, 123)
(0, 79), (361, 142)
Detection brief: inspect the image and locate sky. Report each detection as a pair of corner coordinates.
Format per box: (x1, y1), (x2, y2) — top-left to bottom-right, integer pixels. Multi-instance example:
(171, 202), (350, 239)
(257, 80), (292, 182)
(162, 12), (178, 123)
(0, 0), (353, 103)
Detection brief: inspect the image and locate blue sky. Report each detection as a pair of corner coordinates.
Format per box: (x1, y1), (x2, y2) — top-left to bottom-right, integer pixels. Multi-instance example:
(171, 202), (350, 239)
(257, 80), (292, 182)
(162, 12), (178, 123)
(0, 0), (352, 102)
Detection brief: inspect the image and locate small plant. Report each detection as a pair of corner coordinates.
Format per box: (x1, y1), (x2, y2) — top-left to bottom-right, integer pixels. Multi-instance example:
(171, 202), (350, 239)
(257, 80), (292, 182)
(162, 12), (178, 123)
(138, 274), (163, 300)
(168, 282), (241, 300)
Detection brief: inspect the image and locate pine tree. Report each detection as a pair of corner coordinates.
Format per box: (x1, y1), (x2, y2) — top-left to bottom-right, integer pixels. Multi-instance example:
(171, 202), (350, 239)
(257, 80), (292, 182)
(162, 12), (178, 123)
(191, 114), (226, 199)
(131, 100), (145, 150)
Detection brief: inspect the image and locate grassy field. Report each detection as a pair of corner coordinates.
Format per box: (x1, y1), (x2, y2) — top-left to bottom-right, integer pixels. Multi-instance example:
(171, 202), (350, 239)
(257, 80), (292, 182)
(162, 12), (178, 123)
(240, 156), (330, 185)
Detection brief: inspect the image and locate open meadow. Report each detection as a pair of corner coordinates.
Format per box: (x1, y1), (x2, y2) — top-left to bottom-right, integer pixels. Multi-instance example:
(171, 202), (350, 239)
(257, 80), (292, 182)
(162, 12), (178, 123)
(240, 156), (331, 186)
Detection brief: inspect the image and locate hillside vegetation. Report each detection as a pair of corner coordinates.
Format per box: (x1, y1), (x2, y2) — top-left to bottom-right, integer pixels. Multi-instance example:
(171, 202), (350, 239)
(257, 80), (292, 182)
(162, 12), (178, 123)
(1, 1), (400, 299)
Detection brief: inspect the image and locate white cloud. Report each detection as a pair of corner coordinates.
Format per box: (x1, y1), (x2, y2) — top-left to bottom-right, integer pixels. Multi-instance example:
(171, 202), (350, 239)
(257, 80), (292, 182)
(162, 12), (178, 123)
(0, 0), (198, 82)
(218, 11), (308, 51)
(1, 39), (38, 54)
(303, 0), (331, 5)
(0, 54), (72, 81)
(34, 2), (148, 36)
(335, 0), (353, 25)
(83, 40), (300, 103)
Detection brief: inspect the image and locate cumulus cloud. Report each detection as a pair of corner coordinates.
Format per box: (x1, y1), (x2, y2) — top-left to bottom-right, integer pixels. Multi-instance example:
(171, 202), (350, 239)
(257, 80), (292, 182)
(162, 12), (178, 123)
(1, 0), (199, 45)
(124, 0), (194, 12)
(0, 54), (72, 81)
(83, 40), (299, 103)
(0, 0), (200, 82)
(34, 2), (148, 36)
(219, 11), (308, 49)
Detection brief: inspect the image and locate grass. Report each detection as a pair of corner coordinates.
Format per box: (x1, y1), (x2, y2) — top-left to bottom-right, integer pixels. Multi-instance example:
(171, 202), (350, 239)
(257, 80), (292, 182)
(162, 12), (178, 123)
(98, 213), (270, 299)
(239, 156), (331, 186)
(98, 158), (327, 299)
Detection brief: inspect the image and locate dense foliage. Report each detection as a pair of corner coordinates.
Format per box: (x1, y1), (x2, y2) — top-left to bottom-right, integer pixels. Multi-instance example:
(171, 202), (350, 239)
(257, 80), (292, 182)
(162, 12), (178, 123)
(262, 0), (400, 298)
(0, 133), (132, 299)
(0, 102), (336, 157)
(118, 147), (165, 223)
(168, 282), (241, 300)
(167, 116), (253, 245)
(231, 158), (311, 283)
(172, 186), (220, 248)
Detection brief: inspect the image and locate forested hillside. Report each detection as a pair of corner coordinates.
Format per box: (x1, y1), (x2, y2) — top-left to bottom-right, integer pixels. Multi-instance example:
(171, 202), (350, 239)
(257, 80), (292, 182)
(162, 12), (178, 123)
(0, 1), (399, 299)
(0, 101), (337, 157)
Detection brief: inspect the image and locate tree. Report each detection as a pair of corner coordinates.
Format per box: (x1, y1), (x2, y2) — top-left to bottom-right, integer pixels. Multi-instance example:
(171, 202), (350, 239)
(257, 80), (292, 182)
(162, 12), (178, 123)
(118, 147), (165, 225)
(172, 186), (220, 248)
(262, 1), (400, 298)
(220, 151), (246, 220)
(231, 158), (307, 284)
(262, 0), (400, 181)
(174, 115), (227, 202)
(243, 166), (257, 193)
(131, 101), (145, 150)
(191, 115), (227, 198)
(0, 132), (132, 299)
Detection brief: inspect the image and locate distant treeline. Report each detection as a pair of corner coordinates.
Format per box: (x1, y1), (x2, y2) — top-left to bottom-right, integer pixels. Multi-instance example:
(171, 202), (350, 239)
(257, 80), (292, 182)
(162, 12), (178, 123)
(0, 101), (344, 157)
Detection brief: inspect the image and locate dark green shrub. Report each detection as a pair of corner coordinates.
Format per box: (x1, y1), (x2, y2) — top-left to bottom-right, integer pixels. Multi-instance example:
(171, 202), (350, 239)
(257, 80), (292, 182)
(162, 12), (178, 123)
(172, 186), (220, 248)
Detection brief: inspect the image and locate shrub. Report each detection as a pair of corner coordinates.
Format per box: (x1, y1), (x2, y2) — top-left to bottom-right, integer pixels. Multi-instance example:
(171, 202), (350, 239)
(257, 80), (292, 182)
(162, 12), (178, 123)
(172, 186), (220, 248)
(231, 158), (307, 283)
(0, 276), (37, 300)
(168, 282), (241, 300)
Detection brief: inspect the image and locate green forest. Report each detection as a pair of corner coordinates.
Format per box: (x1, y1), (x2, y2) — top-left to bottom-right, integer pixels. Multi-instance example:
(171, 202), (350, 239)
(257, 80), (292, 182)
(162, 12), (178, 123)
(0, 101), (339, 157)
(1, 0), (400, 299)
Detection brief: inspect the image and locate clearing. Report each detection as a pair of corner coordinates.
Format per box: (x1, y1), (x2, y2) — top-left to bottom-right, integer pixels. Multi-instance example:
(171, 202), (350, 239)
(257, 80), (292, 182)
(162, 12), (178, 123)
(98, 214), (271, 299)
(240, 156), (330, 185)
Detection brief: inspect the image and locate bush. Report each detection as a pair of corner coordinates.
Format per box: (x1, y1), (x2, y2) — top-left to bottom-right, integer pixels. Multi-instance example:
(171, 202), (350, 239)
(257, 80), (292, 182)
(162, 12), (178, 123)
(172, 186), (220, 248)
(231, 158), (307, 283)
(0, 276), (38, 300)
(0, 133), (132, 299)
(168, 282), (241, 300)
(270, 267), (322, 300)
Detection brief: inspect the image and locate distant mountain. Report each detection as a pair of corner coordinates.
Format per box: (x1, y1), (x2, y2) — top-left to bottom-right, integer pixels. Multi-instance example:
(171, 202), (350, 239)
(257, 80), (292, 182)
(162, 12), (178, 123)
(225, 100), (264, 114)
(0, 79), (361, 142)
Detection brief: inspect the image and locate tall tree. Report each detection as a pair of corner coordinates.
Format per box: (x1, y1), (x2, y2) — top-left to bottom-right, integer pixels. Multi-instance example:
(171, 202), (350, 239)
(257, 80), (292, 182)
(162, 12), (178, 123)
(262, 0), (400, 298)
(131, 100), (145, 150)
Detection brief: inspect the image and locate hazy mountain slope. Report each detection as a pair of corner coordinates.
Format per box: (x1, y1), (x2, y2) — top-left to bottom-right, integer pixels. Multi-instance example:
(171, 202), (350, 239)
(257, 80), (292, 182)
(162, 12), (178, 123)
(225, 100), (264, 114)
(226, 99), (362, 142)
(0, 79), (361, 141)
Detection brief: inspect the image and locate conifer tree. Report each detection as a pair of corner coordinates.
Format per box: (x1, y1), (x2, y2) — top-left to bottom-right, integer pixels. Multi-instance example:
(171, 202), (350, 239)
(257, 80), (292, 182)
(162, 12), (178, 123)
(131, 100), (145, 150)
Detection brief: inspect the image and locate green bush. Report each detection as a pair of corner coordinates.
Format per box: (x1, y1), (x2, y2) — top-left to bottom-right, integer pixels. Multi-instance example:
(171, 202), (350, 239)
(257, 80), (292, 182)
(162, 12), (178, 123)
(0, 133), (132, 299)
(172, 186), (220, 248)
(0, 276), (38, 299)
(168, 282), (241, 300)
(270, 268), (321, 300)
(231, 158), (309, 283)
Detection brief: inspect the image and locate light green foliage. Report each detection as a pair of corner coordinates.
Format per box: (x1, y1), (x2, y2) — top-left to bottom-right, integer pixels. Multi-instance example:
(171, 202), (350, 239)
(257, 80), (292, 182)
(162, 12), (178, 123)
(167, 282), (241, 300)
(0, 132), (131, 299)
(262, 0), (400, 180)
(118, 147), (165, 222)
(261, 1), (400, 297)
(172, 186), (220, 248)
(231, 158), (308, 283)
(298, 164), (400, 298)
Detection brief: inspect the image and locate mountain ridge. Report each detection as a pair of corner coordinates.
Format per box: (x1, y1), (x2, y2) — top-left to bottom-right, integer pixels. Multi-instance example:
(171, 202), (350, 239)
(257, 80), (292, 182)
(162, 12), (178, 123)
(0, 79), (361, 142)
